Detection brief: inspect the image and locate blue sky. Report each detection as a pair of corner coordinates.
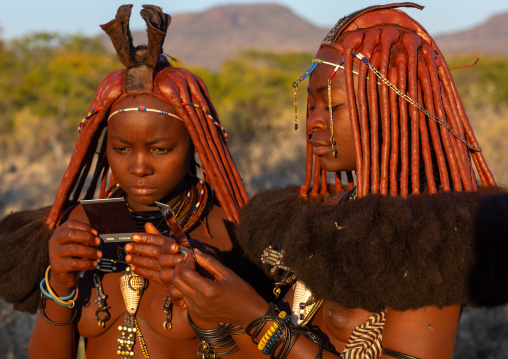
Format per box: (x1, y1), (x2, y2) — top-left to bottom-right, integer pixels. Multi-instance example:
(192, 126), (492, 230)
(1, 1), (507, 40)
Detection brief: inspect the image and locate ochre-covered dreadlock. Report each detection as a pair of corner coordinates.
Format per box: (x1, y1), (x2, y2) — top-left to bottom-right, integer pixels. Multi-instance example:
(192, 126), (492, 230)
(297, 2), (495, 198)
(46, 5), (248, 230)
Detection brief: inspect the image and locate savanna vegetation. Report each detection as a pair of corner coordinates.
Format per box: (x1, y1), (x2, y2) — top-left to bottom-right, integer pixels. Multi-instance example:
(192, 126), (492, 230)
(1, 33), (508, 358)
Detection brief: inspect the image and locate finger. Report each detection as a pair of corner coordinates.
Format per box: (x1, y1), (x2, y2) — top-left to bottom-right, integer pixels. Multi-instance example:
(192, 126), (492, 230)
(170, 257), (188, 291)
(129, 232), (168, 247)
(167, 282), (188, 309)
(126, 254), (161, 271)
(52, 242), (102, 262)
(193, 249), (230, 281)
(51, 257), (99, 273)
(125, 242), (162, 258)
(130, 266), (164, 287)
(160, 267), (174, 286)
(172, 253), (209, 297)
(160, 239), (180, 255)
(159, 253), (185, 268)
(52, 226), (100, 247)
(173, 297), (188, 309)
(144, 222), (162, 234)
(57, 219), (98, 236)
(167, 285), (184, 302)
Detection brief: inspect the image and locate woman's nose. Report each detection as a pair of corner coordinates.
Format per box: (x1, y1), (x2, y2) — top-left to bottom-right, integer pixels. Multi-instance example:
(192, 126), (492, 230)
(306, 108), (329, 133)
(129, 153), (153, 177)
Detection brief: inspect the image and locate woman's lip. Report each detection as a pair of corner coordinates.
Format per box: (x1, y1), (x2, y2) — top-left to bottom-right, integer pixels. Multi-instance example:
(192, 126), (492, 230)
(312, 145), (332, 156)
(130, 186), (157, 195)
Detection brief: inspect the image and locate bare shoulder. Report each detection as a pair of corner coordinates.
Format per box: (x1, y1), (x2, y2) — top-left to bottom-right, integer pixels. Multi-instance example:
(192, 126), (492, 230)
(189, 202), (235, 252)
(65, 204), (88, 223)
(381, 305), (461, 359)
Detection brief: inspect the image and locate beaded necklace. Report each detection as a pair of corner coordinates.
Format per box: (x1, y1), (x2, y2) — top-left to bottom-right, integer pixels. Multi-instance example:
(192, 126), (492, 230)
(91, 176), (210, 359)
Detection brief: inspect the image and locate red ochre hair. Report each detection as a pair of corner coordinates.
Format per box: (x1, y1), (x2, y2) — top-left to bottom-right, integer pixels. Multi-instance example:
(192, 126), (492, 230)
(46, 5), (248, 229)
(300, 3), (495, 198)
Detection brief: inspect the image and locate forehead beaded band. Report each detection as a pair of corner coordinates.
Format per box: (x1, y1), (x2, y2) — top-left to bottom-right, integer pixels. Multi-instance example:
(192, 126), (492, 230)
(78, 103), (228, 143)
(182, 102), (229, 142)
(292, 51), (481, 155)
(107, 107), (182, 122)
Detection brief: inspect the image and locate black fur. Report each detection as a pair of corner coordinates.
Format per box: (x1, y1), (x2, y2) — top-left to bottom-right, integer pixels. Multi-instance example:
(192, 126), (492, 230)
(236, 185), (323, 280)
(0, 207), (51, 313)
(236, 186), (508, 312)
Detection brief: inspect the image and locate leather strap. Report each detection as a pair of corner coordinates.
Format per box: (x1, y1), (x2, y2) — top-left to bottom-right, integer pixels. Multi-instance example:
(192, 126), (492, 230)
(382, 348), (421, 359)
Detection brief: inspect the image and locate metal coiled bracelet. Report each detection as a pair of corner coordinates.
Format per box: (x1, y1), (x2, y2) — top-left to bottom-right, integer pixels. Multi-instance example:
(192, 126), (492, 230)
(187, 314), (240, 358)
(245, 303), (323, 359)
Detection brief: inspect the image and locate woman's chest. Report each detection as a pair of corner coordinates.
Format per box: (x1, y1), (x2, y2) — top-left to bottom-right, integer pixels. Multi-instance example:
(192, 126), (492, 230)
(311, 301), (375, 352)
(77, 272), (195, 340)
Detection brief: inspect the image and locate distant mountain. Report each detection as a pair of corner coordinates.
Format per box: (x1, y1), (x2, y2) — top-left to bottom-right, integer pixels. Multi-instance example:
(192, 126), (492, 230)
(102, 3), (328, 70)
(100, 4), (508, 71)
(435, 11), (508, 57)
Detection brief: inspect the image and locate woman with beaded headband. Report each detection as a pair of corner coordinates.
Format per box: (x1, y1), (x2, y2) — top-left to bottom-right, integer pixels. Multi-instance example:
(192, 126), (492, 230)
(0, 4), (254, 359)
(165, 3), (508, 359)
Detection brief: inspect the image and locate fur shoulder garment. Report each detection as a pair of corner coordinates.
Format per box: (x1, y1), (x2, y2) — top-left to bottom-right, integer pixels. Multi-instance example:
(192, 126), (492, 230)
(0, 207), (51, 313)
(236, 186), (508, 312)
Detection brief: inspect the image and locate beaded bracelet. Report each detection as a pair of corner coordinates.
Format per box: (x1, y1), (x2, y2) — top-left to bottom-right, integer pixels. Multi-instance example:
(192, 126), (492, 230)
(258, 311), (287, 350)
(41, 266), (79, 308)
(245, 303), (324, 359)
(262, 316), (290, 355)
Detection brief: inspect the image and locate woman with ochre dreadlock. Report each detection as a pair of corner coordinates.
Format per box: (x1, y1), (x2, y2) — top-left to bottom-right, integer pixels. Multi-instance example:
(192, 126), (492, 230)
(165, 3), (508, 359)
(0, 4), (259, 359)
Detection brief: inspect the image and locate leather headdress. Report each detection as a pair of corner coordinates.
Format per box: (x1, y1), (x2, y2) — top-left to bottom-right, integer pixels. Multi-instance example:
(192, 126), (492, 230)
(101, 4), (170, 92)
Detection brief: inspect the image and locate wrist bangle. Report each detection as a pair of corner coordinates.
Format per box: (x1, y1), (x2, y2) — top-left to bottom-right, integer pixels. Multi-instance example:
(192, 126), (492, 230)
(39, 295), (78, 326)
(188, 314), (239, 358)
(40, 278), (76, 301)
(41, 265), (79, 308)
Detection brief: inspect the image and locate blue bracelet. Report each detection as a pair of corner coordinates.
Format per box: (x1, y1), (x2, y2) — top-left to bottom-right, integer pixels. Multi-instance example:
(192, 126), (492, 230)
(40, 278), (76, 302)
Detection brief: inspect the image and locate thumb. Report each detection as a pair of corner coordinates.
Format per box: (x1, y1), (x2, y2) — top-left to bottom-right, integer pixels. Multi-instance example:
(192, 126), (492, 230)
(145, 222), (162, 234)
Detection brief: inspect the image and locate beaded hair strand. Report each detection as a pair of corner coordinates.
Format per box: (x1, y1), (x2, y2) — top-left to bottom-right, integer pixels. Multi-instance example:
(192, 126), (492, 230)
(299, 2), (495, 198)
(46, 5), (248, 230)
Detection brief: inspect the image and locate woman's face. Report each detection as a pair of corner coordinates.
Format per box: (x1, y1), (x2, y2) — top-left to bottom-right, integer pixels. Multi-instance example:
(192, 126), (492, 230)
(107, 93), (193, 212)
(306, 47), (356, 173)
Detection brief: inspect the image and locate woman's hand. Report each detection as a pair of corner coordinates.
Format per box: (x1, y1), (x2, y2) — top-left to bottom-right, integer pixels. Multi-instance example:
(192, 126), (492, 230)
(48, 219), (102, 294)
(124, 222), (185, 288)
(171, 249), (269, 328)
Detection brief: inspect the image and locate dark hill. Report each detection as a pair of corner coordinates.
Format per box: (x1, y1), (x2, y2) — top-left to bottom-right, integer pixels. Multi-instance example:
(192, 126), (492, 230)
(435, 11), (508, 57)
(100, 4), (508, 71)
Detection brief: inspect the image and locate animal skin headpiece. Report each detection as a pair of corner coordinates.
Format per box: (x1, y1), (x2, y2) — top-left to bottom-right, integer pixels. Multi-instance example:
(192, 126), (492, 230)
(295, 2), (495, 198)
(46, 5), (248, 229)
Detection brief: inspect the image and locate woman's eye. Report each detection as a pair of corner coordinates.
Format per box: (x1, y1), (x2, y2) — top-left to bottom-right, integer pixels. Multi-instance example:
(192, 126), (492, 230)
(325, 104), (344, 112)
(113, 147), (130, 154)
(151, 148), (171, 155)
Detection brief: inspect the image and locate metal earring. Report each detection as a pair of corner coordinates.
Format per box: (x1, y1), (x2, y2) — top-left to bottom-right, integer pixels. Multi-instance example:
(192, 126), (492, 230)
(328, 78), (337, 157)
(293, 82), (300, 134)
